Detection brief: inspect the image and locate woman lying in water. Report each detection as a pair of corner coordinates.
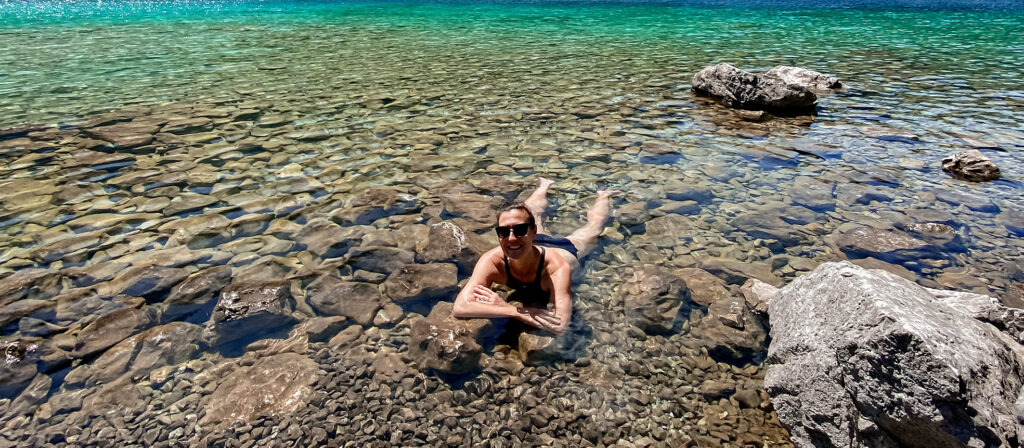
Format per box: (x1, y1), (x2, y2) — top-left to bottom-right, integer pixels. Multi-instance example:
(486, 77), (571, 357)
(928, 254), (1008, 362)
(452, 178), (616, 334)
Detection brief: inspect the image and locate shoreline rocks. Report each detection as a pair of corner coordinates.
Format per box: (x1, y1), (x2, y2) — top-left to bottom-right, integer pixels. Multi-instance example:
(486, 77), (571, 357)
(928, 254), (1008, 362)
(765, 262), (1024, 448)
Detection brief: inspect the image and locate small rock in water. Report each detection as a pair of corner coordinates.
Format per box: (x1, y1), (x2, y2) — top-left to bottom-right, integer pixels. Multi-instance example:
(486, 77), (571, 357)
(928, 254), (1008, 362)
(941, 149), (1001, 182)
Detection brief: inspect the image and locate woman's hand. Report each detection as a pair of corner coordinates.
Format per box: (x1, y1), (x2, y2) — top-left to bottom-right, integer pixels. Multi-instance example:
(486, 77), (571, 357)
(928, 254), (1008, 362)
(518, 307), (568, 334)
(472, 285), (505, 305)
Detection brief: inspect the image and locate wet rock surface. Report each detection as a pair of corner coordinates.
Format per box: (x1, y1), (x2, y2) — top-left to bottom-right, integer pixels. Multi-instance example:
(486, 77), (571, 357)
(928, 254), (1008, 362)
(620, 266), (695, 334)
(766, 262), (1024, 448)
(763, 65), (843, 92)
(212, 282), (296, 344)
(409, 302), (494, 375)
(692, 63), (817, 111)
(200, 352), (317, 427)
(941, 149), (1001, 182)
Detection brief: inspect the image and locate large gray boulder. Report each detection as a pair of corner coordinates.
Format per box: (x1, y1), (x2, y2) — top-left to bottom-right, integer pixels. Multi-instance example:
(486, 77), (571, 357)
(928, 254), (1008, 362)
(692, 63), (817, 111)
(765, 261), (1024, 448)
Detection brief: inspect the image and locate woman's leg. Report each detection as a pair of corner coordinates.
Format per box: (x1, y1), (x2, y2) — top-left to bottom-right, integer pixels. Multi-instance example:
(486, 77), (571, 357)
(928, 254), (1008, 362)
(523, 177), (555, 235)
(566, 190), (617, 259)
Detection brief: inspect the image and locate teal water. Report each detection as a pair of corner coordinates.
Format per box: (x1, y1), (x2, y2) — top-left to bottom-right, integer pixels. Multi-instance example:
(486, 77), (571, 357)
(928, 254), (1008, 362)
(2, 1), (1024, 446)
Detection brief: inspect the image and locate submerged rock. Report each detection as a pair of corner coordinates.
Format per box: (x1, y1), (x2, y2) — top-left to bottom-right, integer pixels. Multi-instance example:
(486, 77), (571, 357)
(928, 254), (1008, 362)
(199, 352), (317, 426)
(941, 149), (1001, 182)
(163, 265), (233, 320)
(831, 225), (930, 263)
(72, 307), (159, 358)
(691, 63), (817, 111)
(619, 266), (694, 334)
(306, 276), (382, 325)
(691, 295), (767, 364)
(383, 263), (459, 305)
(766, 261), (1024, 448)
(0, 340), (39, 399)
(518, 331), (571, 365)
(416, 221), (493, 272)
(409, 302), (495, 375)
(213, 282), (296, 344)
(67, 322), (204, 387)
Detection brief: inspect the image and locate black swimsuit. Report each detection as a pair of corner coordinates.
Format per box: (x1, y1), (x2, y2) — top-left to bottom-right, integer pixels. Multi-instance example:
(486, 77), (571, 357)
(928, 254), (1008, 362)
(504, 247), (549, 305)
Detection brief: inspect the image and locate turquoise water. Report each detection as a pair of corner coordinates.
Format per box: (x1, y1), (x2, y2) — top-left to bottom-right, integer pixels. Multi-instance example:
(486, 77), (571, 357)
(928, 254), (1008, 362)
(1, 1), (1024, 446)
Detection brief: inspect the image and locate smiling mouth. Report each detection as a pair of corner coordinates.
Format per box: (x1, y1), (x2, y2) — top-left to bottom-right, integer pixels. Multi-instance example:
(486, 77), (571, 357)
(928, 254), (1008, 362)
(508, 244), (523, 250)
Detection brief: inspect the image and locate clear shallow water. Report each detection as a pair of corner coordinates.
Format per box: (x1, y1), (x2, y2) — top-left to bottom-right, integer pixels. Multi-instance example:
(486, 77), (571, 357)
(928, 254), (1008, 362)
(1, 0), (1024, 446)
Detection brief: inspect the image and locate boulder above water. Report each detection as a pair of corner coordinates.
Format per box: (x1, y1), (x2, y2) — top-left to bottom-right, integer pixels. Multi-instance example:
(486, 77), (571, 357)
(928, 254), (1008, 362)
(765, 261), (1024, 448)
(941, 149), (1001, 182)
(691, 63), (817, 112)
(763, 66), (843, 93)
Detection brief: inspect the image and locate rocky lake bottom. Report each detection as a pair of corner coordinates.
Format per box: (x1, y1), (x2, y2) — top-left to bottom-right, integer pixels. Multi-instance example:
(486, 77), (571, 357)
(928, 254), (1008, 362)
(1, 1), (1024, 447)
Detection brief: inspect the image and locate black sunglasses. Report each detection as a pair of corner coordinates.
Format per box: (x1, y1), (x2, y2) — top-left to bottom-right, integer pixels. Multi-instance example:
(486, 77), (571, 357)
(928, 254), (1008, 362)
(495, 223), (533, 238)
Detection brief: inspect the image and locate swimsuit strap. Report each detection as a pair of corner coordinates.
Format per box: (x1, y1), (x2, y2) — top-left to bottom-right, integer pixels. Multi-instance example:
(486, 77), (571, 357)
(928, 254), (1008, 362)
(532, 247), (546, 289)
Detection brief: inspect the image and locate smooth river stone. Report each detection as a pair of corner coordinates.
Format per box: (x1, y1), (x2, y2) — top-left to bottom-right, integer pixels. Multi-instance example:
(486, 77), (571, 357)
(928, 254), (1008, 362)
(199, 352), (317, 427)
(163, 265), (233, 320)
(620, 266), (694, 334)
(65, 213), (162, 232)
(66, 321), (204, 387)
(306, 276), (382, 325)
(383, 263), (459, 304)
(72, 307), (159, 358)
(95, 265), (188, 299)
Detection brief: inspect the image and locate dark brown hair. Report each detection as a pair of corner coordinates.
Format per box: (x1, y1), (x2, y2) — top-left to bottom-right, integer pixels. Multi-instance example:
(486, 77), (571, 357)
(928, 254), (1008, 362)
(495, 201), (536, 227)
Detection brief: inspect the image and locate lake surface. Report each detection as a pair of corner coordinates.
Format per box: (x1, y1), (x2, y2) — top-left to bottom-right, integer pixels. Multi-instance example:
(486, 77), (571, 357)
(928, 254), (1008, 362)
(1, 1), (1023, 446)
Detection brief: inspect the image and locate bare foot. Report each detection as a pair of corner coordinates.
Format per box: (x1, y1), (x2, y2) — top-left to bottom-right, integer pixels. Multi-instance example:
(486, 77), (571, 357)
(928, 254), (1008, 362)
(596, 189), (620, 199)
(537, 177), (555, 191)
